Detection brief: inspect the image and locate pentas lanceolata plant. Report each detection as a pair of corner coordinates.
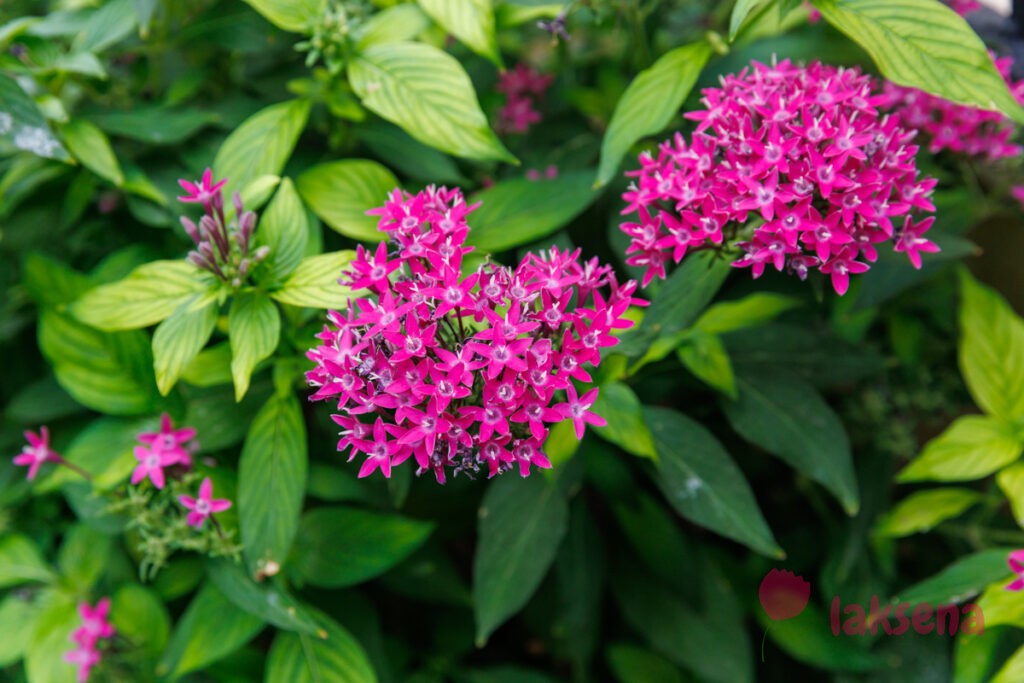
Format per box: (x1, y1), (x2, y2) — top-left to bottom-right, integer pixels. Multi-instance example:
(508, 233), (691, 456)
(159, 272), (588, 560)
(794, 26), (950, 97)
(64, 598), (115, 683)
(496, 63), (553, 135)
(620, 59), (939, 295)
(178, 169), (270, 287)
(306, 186), (643, 482)
(880, 54), (1024, 161)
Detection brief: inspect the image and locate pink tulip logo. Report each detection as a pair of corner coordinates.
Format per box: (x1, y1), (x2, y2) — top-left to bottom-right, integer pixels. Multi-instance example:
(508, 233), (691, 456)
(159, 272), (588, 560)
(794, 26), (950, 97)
(759, 569), (811, 621)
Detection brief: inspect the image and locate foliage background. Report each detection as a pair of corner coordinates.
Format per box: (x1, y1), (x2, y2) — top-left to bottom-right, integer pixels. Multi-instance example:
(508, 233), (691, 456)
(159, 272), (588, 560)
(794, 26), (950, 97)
(3, 0), (1024, 681)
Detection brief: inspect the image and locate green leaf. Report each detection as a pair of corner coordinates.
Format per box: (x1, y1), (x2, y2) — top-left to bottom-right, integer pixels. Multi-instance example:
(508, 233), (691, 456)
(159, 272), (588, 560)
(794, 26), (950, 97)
(38, 415), (159, 492)
(157, 582), (265, 680)
(898, 415), (1023, 482)
(590, 382), (657, 459)
(693, 292), (801, 335)
(25, 591), (78, 683)
(348, 42), (514, 163)
(998, 463), (1024, 529)
(754, 601), (879, 672)
(242, 0), (324, 32)
(896, 549), (1018, 606)
(238, 393), (308, 578)
(57, 524), (112, 591)
(112, 584), (171, 658)
(356, 120), (466, 184)
(992, 644), (1024, 683)
(271, 251), (357, 309)
(289, 506), (433, 588)
(813, 0), (1024, 123)
(677, 331), (736, 398)
(85, 105), (220, 145)
(418, 0), (501, 65)
(466, 171), (600, 252)
(595, 42), (711, 187)
(876, 488), (981, 537)
(70, 260), (211, 331)
(38, 309), (159, 415)
(355, 3), (430, 48)
(975, 580), (1024, 629)
(645, 406), (781, 557)
(72, 0), (137, 53)
(722, 370), (859, 514)
(296, 160), (397, 242)
(0, 593), (39, 666)
(607, 644), (685, 683)
(182, 342), (234, 388)
(954, 626), (1006, 683)
(153, 296), (219, 396)
(474, 475), (569, 645)
(61, 119), (124, 186)
(0, 73), (68, 160)
(729, 0), (768, 39)
(22, 252), (93, 307)
(213, 99), (312, 198)
(206, 559), (321, 635)
(0, 534), (55, 588)
(958, 270), (1024, 420)
(265, 609), (377, 683)
(228, 293), (280, 401)
(259, 179), (309, 280)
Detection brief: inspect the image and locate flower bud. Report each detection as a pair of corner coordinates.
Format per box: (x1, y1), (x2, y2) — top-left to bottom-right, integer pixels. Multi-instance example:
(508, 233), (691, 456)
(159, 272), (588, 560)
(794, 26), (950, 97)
(253, 245), (271, 262)
(232, 191), (244, 217)
(180, 217), (201, 245)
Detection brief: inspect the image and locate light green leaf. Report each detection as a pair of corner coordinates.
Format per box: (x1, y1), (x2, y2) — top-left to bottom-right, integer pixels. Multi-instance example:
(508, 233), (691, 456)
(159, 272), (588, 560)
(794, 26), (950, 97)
(958, 270), (1024, 420)
(0, 535), (55, 588)
(898, 415), (1023, 482)
(466, 171), (600, 252)
(242, 0), (325, 32)
(38, 309), (159, 415)
(289, 507), (434, 588)
(25, 591), (78, 683)
(265, 609), (377, 683)
(992, 644), (1024, 683)
(722, 370), (859, 514)
(157, 583), (264, 680)
(238, 393), (308, 578)
(213, 99), (312, 198)
(595, 42), (711, 187)
(645, 406), (781, 558)
(813, 0), (1024, 122)
(590, 382), (657, 459)
(677, 331), (736, 398)
(182, 342), (234, 388)
(0, 593), (40, 666)
(271, 251), (357, 309)
(229, 293), (280, 401)
(112, 584), (171, 658)
(296, 160), (397, 241)
(356, 3), (430, 49)
(876, 488), (981, 537)
(474, 475), (569, 645)
(61, 119), (123, 185)
(975, 579), (1024, 629)
(729, 0), (768, 39)
(348, 42), (515, 163)
(418, 0), (501, 65)
(70, 260), (211, 331)
(206, 559), (321, 635)
(896, 548), (1017, 606)
(259, 178), (309, 279)
(0, 73), (69, 160)
(153, 296), (219, 396)
(693, 292), (801, 335)
(998, 463), (1024, 529)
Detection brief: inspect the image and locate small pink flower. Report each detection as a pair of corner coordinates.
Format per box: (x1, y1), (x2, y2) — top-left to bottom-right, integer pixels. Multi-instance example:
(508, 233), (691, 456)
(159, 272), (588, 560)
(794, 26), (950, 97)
(137, 413), (196, 467)
(178, 477), (232, 528)
(131, 446), (177, 489)
(64, 598), (114, 683)
(554, 386), (606, 439)
(177, 168), (227, 205)
(1012, 186), (1024, 210)
(64, 645), (100, 683)
(1005, 550), (1024, 591)
(13, 427), (60, 480)
(948, 0), (981, 16)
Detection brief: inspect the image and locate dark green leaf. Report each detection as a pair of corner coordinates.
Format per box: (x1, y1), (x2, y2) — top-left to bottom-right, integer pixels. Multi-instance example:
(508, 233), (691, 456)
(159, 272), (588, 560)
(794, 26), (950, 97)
(206, 559), (321, 635)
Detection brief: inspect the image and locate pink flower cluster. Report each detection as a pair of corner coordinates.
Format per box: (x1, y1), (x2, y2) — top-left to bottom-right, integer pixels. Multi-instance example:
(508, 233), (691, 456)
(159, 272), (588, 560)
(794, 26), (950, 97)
(496, 63), (553, 134)
(880, 54), (1024, 161)
(306, 186), (642, 482)
(620, 59), (939, 295)
(131, 414), (196, 489)
(64, 598), (115, 683)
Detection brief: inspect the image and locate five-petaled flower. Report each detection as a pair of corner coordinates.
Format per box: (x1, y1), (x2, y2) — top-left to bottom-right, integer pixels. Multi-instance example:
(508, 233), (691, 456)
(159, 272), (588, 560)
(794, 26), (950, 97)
(13, 426), (60, 480)
(178, 477), (232, 528)
(137, 413), (197, 468)
(177, 167), (227, 206)
(1004, 550), (1024, 591)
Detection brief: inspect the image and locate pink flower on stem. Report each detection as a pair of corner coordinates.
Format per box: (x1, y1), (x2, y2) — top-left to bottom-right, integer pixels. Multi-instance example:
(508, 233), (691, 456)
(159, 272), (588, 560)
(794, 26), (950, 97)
(64, 598), (115, 683)
(554, 386), (606, 439)
(131, 446), (177, 489)
(177, 168), (227, 206)
(894, 216), (940, 269)
(137, 413), (197, 467)
(178, 477), (232, 528)
(1005, 550), (1024, 591)
(13, 427), (60, 480)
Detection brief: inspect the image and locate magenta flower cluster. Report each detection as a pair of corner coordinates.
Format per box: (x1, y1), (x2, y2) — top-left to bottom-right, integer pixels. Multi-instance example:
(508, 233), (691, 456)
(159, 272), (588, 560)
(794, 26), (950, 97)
(880, 54), (1024, 161)
(131, 414), (196, 489)
(64, 598), (115, 683)
(306, 186), (642, 482)
(619, 59), (939, 295)
(496, 63), (553, 134)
